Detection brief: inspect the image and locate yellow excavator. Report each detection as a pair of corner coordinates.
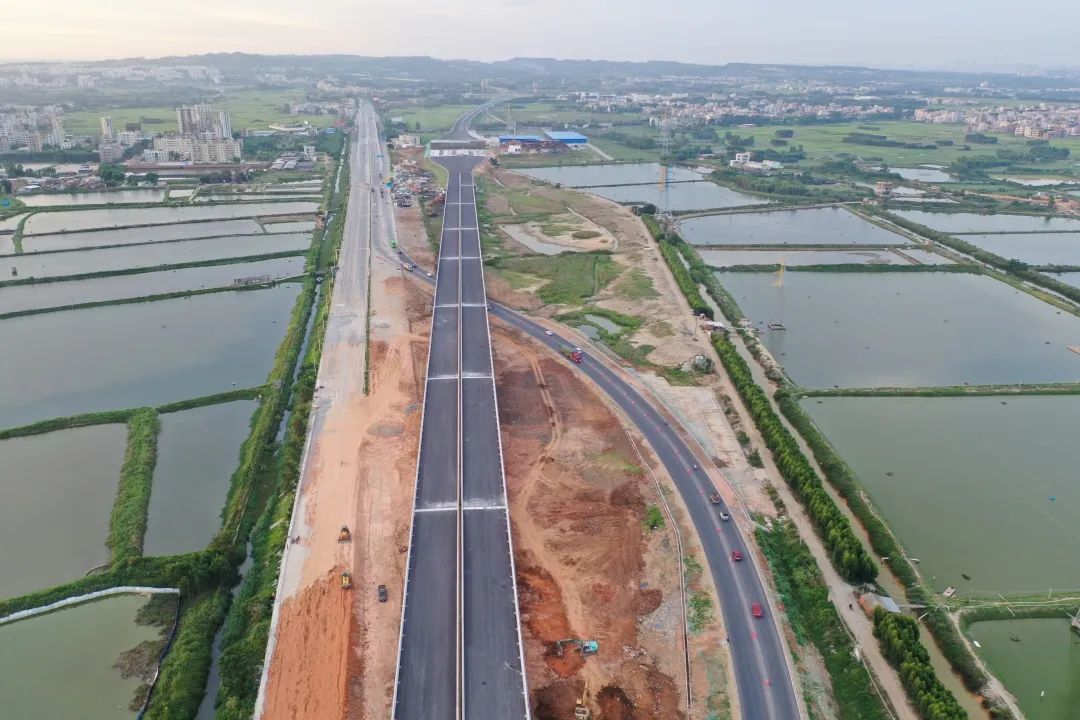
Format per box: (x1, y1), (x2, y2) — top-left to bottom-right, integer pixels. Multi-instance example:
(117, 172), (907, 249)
(574, 678), (590, 720)
(341, 571), (353, 590)
(338, 526), (352, 542)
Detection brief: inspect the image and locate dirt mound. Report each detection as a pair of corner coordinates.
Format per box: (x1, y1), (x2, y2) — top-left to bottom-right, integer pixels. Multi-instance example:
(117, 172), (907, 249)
(598, 685), (636, 719)
(609, 481), (645, 512)
(633, 589), (663, 615)
(533, 680), (582, 720)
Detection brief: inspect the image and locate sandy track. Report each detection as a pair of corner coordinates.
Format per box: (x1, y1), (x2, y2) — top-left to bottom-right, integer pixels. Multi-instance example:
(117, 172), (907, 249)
(262, 263), (427, 719)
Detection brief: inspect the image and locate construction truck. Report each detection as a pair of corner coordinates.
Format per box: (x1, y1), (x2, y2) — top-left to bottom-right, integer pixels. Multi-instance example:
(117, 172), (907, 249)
(553, 638), (599, 657)
(338, 526), (352, 542)
(341, 571), (353, 590)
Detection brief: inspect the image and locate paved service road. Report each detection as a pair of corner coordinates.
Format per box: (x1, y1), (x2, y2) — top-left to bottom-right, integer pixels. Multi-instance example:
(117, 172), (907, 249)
(394, 133), (529, 718)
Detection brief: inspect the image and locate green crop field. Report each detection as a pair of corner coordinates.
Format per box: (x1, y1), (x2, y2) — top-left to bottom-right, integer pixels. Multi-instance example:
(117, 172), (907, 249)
(65, 89), (339, 137)
(710, 120), (1080, 169)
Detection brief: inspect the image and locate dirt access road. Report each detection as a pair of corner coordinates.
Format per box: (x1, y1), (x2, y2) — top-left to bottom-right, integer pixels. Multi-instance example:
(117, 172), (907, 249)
(258, 105), (425, 720)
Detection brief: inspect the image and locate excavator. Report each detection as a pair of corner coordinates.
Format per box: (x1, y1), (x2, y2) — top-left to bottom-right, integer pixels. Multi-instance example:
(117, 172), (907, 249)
(553, 638), (599, 657)
(574, 677), (591, 720)
(341, 571), (353, 590)
(338, 526), (352, 542)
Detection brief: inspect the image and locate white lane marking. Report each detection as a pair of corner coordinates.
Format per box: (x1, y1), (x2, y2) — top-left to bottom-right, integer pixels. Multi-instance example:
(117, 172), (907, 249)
(415, 504), (457, 513)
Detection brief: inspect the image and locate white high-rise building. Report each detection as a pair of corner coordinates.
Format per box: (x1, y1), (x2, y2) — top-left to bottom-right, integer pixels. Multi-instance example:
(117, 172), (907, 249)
(176, 105), (232, 140)
(100, 116), (114, 140)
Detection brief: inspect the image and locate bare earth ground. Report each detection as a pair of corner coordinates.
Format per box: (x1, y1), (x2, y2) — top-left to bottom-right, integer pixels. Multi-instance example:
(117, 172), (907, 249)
(494, 323), (735, 719)
(262, 261), (427, 720)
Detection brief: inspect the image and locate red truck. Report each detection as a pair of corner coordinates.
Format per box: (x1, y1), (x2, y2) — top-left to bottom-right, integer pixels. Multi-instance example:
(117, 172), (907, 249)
(570, 348), (584, 364)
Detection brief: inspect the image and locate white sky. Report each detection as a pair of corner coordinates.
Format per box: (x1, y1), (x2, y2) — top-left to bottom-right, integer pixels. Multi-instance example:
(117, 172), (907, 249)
(3, 0), (1079, 71)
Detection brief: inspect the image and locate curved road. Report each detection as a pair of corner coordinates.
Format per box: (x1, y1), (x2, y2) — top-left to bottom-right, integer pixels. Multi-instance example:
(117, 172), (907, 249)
(392, 104), (801, 719)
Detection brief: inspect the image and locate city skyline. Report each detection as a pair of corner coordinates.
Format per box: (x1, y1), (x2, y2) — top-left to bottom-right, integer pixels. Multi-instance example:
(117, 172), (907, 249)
(3, 0), (1080, 73)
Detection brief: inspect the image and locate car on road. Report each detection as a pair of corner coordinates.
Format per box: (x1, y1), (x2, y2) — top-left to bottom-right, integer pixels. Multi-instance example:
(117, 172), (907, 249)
(378, 584), (388, 603)
(719, 510), (730, 521)
(544, 330), (554, 336)
(751, 603), (763, 618)
(426, 271), (433, 277)
(709, 492), (722, 504)
(731, 550), (743, 562)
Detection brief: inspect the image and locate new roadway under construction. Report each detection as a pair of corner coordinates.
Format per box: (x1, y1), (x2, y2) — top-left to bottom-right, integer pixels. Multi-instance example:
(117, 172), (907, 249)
(393, 105), (801, 720)
(393, 147), (530, 719)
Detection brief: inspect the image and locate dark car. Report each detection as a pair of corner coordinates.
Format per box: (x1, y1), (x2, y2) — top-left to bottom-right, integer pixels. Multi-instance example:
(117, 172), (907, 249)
(377, 584), (388, 603)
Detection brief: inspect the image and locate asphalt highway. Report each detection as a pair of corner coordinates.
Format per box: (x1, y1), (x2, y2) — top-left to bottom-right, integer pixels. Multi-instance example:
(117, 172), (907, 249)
(395, 103), (799, 719)
(394, 148), (529, 720)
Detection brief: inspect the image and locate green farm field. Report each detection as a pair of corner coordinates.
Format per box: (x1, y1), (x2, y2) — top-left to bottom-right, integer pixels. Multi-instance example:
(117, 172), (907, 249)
(709, 120), (1080, 169)
(65, 89), (339, 137)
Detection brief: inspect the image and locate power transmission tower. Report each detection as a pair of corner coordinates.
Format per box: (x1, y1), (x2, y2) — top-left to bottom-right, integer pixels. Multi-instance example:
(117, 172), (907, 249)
(657, 114), (673, 227)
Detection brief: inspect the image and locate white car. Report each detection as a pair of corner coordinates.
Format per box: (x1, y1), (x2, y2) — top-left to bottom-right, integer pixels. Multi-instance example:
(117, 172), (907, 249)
(426, 271), (434, 277)
(544, 330), (554, 336)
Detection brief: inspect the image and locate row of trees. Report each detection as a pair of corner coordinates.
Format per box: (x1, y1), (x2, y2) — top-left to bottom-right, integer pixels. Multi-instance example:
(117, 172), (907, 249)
(873, 609), (968, 720)
(711, 333), (878, 583)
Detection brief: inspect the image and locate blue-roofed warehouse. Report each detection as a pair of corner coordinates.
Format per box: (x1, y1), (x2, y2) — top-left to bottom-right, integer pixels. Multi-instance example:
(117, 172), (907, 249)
(545, 131), (589, 145)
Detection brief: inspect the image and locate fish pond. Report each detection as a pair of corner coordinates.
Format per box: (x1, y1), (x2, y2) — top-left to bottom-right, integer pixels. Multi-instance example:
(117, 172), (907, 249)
(0, 257), (305, 316)
(0, 284), (300, 430)
(143, 400), (258, 556)
(719, 271), (1080, 387)
(0, 423), (126, 599)
(1051, 272), (1080, 289)
(966, 619), (1080, 719)
(961, 233), (1080, 266)
(586, 181), (765, 211)
(514, 162), (701, 187)
(681, 207), (909, 247)
(893, 167), (954, 183)
(23, 201), (319, 234)
(699, 248), (917, 267)
(0, 593), (174, 719)
(803, 395), (1080, 593)
(18, 189), (167, 207)
(4, 233), (310, 281)
(21, 218), (263, 253)
(893, 210), (1080, 234)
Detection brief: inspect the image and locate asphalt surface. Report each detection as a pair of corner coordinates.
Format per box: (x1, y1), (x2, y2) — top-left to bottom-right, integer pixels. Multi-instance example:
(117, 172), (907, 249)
(394, 146), (529, 719)
(395, 103), (799, 718)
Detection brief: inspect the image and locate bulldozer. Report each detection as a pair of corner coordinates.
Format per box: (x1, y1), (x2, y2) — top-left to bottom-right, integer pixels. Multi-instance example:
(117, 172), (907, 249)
(338, 525), (352, 542)
(341, 571), (353, 590)
(553, 638), (599, 657)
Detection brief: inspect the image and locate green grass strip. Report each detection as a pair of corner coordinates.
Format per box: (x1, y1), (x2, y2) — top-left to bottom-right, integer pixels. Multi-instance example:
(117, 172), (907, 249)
(108, 408), (160, 562)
